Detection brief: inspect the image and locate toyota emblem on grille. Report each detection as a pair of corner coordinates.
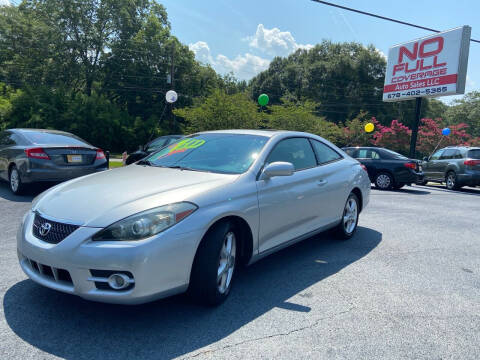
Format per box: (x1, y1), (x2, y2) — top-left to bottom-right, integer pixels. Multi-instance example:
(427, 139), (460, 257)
(39, 222), (52, 236)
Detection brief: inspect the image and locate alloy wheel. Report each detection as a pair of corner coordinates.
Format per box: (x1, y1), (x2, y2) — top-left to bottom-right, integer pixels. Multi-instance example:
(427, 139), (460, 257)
(10, 168), (19, 193)
(217, 231), (236, 294)
(376, 174), (391, 189)
(447, 173), (456, 189)
(343, 197), (358, 234)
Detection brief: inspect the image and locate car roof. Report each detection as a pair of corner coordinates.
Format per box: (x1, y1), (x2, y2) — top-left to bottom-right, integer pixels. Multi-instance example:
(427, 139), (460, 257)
(195, 129), (309, 138)
(9, 128), (74, 136)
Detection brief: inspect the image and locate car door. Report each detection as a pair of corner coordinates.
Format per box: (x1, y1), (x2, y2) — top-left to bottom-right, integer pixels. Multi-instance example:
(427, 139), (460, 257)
(424, 149), (444, 180)
(438, 149), (456, 178)
(257, 137), (326, 253)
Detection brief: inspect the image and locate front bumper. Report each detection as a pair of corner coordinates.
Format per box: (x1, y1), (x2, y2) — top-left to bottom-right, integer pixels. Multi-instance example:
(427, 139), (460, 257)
(17, 211), (203, 304)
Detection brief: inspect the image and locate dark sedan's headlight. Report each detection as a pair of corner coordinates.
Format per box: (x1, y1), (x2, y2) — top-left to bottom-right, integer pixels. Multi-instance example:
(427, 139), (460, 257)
(92, 202), (198, 241)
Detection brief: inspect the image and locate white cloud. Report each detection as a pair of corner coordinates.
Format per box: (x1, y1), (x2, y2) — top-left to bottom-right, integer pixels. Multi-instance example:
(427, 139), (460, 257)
(189, 41), (269, 80)
(0, 0), (11, 6)
(247, 24), (313, 57)
(189, 24), (312, 80)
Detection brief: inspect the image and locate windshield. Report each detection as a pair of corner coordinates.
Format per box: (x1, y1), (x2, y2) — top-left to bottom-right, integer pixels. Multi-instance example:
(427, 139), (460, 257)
(145, 133), (269, 174)
(468, 149), (480, 159)
(382, 148), (409, 160)
(22, 131), (90, 146)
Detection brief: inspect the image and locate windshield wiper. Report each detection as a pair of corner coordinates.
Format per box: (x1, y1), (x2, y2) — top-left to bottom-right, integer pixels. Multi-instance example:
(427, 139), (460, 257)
(165, 165), (210, 172)
(137, 159), (153, 166)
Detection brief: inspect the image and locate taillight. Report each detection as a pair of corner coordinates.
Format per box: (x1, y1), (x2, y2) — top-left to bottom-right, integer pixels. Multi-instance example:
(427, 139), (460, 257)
(464, 159), (480, 166)
(25, 148), (50, 160)
(96, 149), (106, 160)
(360, 164), (368, 172)
(404, 162), (416, 169)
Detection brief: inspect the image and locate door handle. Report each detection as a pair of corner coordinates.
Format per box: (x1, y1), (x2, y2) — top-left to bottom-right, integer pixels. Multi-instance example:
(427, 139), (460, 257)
(317, 179), (328, 186)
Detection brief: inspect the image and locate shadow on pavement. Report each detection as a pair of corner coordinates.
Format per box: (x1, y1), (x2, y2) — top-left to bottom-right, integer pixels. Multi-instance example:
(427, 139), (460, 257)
(0, 181), (53, 203)
(418, 184), (480, 196)
(4, 227), (381, 360)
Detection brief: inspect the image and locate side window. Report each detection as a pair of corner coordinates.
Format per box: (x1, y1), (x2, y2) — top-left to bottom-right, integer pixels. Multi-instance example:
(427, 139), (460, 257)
(0, 131), (7, 146)
(343, 148), (356, 157)
(440, 149), (456, 160)
(371, 151), (381, 160)
(430, 150), (444, 160)
(357, 149), (369, 159)
(0, 131), (14, 146)
(310, 140), (342, 165)
(453, 150), (463, 159)
(266, 138), (317, 171)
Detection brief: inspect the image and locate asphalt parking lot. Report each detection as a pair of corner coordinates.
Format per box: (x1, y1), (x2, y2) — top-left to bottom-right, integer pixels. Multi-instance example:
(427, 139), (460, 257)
(1, 181), (479, 360)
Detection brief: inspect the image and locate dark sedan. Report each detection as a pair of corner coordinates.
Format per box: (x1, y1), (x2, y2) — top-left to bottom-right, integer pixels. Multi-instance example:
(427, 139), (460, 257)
(125, 135), (182, 165)
(343, 147), (423, 190)
(0, 129), (108, 194)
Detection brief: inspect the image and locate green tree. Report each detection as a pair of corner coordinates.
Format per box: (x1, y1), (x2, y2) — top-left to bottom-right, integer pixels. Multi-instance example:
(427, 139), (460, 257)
(445, 91), (480, 137)
(174, 90), (260, 133)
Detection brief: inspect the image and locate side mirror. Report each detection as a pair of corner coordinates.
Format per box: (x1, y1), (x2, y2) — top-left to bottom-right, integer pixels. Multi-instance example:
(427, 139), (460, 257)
(423, 157), (429, 162)
(260, 162), (294, 180)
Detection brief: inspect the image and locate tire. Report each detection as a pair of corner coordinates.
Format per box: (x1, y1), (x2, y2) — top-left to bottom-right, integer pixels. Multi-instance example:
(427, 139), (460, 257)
(418, 180), (428, 186)
(334, 193), (360, 240)
(393, 183), (405, 190)
(9, 165), (25, 195)
(445, 171), (462, 190)
(374, 172), (393, 190)
(189, 221), (238, 306)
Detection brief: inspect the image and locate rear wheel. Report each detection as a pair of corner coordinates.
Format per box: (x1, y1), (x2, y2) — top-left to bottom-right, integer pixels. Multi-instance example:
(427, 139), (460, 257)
(9, 166), (25, 195)
(189, 221), (238, 306)
(446, 171), (462, 190)
(334, 193), (359, 240)
(374, 172), (393, 190)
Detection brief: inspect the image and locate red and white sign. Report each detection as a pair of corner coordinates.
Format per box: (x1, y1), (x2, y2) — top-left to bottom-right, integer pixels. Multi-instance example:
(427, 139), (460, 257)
(383, 26), (471, 102)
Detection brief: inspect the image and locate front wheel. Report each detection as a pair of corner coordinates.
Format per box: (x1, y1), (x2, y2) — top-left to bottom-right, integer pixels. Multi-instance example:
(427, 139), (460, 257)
(334, 193), (360, 240)
(189, 221), (238, 306)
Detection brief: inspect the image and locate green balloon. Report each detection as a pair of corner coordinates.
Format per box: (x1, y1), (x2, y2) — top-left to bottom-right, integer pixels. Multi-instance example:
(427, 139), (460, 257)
(258, 93), (269, 106)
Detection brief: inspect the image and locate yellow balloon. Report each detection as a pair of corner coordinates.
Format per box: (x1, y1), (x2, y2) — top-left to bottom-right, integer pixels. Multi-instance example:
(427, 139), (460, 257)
(365, 123), (375, 133)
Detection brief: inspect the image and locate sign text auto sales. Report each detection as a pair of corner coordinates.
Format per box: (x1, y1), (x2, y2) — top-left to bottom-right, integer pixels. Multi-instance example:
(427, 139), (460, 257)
(383, 26), (471, 102)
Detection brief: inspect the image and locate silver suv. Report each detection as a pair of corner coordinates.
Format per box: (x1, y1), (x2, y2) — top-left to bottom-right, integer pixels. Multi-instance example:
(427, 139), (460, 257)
(420, 146), (480, 190)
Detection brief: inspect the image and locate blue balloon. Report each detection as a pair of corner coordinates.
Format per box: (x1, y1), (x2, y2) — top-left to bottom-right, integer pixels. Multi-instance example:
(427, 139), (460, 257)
(442, 128), (451, 136)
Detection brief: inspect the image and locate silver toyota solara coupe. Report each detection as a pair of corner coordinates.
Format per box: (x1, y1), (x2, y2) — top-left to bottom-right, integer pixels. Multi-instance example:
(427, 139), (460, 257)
(17, 130), (370, 306)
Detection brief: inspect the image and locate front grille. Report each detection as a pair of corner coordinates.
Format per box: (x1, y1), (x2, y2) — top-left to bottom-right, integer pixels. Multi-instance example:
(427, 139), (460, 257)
(32, 213), (79, 244)
(27, 258), (73, 285)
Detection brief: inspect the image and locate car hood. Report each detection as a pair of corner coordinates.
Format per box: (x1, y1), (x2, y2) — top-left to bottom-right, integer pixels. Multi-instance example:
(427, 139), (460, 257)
(34, 165), (238, 227)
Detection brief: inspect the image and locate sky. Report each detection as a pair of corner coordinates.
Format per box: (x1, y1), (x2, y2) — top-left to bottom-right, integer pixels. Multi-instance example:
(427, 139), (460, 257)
(160, 0), (480, 103)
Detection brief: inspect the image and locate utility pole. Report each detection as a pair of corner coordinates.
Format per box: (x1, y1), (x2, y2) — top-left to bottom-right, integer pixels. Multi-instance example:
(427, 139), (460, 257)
(409, 97), (422, 159)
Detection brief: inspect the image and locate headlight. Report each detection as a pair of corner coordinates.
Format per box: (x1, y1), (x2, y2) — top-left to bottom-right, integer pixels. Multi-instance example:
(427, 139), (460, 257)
(92, 202), (198, 241)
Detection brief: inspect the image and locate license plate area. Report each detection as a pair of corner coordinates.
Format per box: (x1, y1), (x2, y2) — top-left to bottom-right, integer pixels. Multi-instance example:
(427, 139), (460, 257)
(67, 155), (82, 163)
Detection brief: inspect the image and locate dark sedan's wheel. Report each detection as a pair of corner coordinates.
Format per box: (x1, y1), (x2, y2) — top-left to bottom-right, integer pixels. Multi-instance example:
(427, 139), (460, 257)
(374, 172), (393, 190)
(189, 221), (237, 306)
(334, 193), (359, 240)
(445, 171), (462, 190)
(9, 166), (25, 195)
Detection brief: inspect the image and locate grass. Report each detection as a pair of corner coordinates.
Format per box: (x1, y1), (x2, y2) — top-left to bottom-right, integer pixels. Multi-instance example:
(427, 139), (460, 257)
(109, 161), (124, 169)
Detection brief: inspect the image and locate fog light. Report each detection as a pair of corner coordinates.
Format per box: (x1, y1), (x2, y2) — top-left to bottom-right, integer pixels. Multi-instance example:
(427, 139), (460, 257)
(107, 273), (131, 290)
